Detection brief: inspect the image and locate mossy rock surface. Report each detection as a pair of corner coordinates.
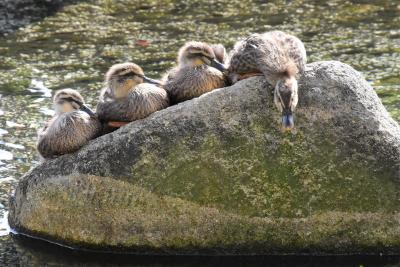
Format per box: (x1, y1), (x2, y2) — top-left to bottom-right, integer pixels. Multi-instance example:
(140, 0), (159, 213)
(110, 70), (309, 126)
(9, 61), (400, 254)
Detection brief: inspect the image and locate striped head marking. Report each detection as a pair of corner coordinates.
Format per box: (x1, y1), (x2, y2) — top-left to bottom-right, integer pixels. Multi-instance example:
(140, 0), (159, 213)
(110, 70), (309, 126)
(105, 62), (160, 98)
(178, 41), (227, 72)
(53, 89), (95, 117)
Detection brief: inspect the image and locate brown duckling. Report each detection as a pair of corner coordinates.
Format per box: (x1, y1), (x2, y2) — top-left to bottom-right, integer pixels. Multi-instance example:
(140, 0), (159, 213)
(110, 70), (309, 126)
(228, 31), (307, 131)
(96, 62), (169, 127)
(37, 89), (101, 159)
(163, 41), (228, 104)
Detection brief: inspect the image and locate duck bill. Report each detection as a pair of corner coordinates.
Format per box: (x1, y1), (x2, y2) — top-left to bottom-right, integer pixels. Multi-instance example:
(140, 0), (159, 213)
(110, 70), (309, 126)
(210, 59), (227, 72)
(281, 110), (294, 132)
(80, 104), (96, 118)
(143, 76), (162, 86)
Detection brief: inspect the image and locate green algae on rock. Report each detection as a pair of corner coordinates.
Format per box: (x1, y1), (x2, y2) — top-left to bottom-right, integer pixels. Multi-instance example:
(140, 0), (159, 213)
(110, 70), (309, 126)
(9, 61), (400, 254)
(10, 175), (400, 254)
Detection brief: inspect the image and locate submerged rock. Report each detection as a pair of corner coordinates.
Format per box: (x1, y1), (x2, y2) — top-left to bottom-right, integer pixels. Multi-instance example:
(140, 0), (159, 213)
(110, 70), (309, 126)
(9, 61), (400, 254)
(0, 0), (77, 35)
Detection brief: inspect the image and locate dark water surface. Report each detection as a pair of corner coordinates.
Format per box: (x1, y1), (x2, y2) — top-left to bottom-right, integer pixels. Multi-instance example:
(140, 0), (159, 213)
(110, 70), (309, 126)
(0, 0), (399, 265)
(0, 235), (399, 266)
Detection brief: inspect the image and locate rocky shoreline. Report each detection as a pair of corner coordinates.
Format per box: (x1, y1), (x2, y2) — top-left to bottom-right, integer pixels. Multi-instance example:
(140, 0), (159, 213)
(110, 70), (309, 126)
(0, 0), (77, 35)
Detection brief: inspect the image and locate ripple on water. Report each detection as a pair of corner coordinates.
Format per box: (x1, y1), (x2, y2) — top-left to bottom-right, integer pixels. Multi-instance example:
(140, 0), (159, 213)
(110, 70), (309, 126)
(0, 141), (25, 150)
(0, 150), (13, 161)
(27, 79), (52, 98)
(39, 107), (55, 117)
(0, 211), (9, 237)
(5, 121), (25, 129)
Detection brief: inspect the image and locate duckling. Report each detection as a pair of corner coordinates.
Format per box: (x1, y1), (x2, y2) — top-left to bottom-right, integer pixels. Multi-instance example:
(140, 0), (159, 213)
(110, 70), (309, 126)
(228, 31), (307, 131)
(96, 62), (169, 127)
(163, 41), (228, 104)
(37, 89), (101, 159)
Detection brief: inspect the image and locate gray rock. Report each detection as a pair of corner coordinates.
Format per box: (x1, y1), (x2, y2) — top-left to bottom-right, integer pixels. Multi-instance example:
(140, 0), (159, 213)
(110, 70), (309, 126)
(0, 0), (77, 35)
(9, 61), (400, 255)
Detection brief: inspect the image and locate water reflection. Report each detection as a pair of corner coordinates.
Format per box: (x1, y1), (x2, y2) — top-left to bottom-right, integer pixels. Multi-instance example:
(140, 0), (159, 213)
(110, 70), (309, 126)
(0, 142), (25, 150)
(27, 79), (52, 98)
(0, 150), (13, 161)
(0, 212), (9, 237)
(0, 235), (398, 267)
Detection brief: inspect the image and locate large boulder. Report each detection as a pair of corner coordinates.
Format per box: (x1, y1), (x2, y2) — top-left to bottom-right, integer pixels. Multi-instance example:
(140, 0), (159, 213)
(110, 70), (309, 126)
(9, 61), (400, 255)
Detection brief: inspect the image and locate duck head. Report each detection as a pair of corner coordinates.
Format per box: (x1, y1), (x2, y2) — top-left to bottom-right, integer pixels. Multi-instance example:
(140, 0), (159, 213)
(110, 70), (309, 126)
(274, 76), (298, 131)
(211, 44), (227, 64)
(178, 41), (227, 72)
(105, 62), (161, 98)
(54, 88), (95, 117)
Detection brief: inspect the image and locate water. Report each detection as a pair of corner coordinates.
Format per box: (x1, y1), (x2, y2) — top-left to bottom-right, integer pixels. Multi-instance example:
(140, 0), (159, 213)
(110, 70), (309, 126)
(0, 234), (398, 266)
(0, 0), (399, 265)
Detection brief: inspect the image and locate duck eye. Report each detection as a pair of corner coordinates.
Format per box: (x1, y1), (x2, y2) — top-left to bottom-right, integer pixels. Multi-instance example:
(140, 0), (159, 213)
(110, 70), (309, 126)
(117, 72), (136, 82)
(123, 72), (136, 78)
(187, 52), (203, 59)
(61, 97), (83, 107)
